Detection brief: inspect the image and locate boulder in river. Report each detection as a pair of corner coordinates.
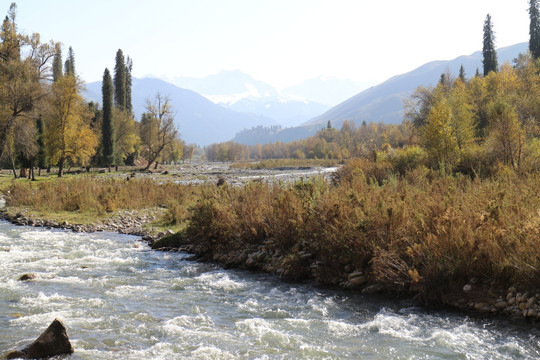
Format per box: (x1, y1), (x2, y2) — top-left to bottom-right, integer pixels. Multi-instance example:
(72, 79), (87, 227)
(17, 274), (36, 282)
(4, 318), (74, 359)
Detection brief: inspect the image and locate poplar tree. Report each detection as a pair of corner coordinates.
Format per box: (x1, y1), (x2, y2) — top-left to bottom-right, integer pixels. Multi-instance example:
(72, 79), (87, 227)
(482, 14), (498, 76)
(125, 56), (133, 114)
(52, 46), (62, 81)
(101, 68), (115, 167)
(64, 46), (75, 76)
(530, 0), (540, 59)
(113, 49), (126, 110)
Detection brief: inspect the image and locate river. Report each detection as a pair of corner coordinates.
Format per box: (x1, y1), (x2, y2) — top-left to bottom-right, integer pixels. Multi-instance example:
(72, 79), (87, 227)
(1, 220), (539, 359)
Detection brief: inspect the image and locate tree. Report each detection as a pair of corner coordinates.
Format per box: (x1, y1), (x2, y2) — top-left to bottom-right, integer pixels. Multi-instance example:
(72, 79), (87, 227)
(139, 93), (178, 170)
(486, 98), (525, 167)
(43, 75), (98, 177)
(113, 107), (139, 165)
(113, 49), (126, 110)
(482, 14), (498, 76)
(459, 64), (466, 83)
(52, 45), (62, 81)
(64, 46), (75, 76)
(530, 0), (540, 59)
(0, 3), (56, 172)
(420, 97), (459, 168)
(125, 56), (133, 114)
(35, 115), (47, 175)
(101, 68), (115, 167)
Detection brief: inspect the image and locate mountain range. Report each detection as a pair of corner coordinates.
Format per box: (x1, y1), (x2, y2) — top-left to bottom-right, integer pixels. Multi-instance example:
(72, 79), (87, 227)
(172, 70), (332, 128)
(84, 77), (277, 145)
(84, 42), (528, 146)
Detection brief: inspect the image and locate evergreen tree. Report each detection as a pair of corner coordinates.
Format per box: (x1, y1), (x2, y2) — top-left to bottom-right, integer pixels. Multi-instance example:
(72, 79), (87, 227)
(35, 115), (47, 174)
(482, 14), (498, 76)
(101, 68), (115, 167)
(530, 0), (540, 59)
(125, 56), (133, 114)
(459, 64), (466, 82)
(113, 49), (126, 110)
(64, 46), (75, 76)
(52, 46), (62, 82)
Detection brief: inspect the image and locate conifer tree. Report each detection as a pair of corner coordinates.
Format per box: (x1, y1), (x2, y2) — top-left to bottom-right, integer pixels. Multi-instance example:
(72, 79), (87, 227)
(52, 46), (62, 82)
(102, 68), (115, 167)
(482, 14), (498, 76)
(530, 0), (540, 59)
(113, 49), (126, 110)
(125, 56), (133, 114)
(459, 64), (466, 82)
(64, 46), (75, 76)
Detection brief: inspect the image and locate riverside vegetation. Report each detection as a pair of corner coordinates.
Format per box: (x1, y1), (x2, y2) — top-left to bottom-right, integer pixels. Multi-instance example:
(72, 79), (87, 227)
(1, 1), (540, 321)
(1, 160), (539, 318)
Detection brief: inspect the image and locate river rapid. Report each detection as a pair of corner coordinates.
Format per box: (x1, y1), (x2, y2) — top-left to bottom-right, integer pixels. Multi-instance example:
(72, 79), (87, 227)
(1, 220), (539, 359)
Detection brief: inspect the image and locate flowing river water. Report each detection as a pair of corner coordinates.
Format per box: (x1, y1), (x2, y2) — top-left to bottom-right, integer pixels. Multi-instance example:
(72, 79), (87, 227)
(1, 220), (539, 359)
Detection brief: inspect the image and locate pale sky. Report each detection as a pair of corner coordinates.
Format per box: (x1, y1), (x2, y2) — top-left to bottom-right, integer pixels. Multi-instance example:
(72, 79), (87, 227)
(12, 0), (530, 91)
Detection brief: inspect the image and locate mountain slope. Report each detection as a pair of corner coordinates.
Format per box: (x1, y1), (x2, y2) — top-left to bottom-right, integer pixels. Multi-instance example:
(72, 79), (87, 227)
(83, 77), (277, 145)
(282, 76), (367, 107)
(230, 42), (528, 145)
(305, 42), (528, 128)
(172, 70), (329, 127)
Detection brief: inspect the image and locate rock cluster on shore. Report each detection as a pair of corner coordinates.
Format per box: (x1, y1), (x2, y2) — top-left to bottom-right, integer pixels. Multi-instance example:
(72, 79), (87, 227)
(0, 208), (162, 239)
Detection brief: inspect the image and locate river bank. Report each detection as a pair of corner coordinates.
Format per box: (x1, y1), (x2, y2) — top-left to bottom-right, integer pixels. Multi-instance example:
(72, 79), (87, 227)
(1, 162), (539, 325)
(3, 220), (538, 359)
(2, 202), (539, 325)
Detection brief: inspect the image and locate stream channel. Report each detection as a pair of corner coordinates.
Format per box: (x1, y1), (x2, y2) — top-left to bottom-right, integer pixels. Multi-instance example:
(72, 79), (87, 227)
(1, 220), (539, 359)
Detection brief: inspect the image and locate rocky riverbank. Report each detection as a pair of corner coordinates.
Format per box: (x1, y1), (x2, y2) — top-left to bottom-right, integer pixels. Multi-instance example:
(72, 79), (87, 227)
(0, 207), (170, 241)
(151, 233), (540, 324)
(2, 205), (539, 323)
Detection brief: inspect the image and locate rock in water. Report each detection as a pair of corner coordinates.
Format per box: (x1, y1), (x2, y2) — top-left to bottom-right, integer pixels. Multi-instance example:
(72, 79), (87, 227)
(17, 274), (36, 281)
(5, 318), (74, 359)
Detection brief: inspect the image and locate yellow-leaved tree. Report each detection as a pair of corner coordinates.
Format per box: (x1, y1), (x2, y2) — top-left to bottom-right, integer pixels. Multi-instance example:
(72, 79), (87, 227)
(113, 108), (140, 165)
(43, 75), (98, 177)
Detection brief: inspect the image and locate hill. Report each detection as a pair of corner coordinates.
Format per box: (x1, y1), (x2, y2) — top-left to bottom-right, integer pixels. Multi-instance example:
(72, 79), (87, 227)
(305, 42), (528, 128)
(234, 42), (529, 144)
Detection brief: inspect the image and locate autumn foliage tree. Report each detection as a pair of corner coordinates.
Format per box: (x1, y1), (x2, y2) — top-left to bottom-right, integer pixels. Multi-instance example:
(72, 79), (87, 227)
(0, 3), (56, 176)
(140, 93), (178, 170)
(43, 75), (98, 177)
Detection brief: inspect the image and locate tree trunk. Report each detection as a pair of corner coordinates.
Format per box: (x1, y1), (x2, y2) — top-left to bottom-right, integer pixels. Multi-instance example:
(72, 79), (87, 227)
(115, 164), (118, 172)
(154, 161), (159, 170)
(30, 160), (36, 181)
(8, 149), (17, 179)
(58, 157), (65, 177)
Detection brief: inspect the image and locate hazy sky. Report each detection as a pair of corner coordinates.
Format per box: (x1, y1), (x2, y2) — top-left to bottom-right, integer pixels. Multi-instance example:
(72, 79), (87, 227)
(12, 0), (530, 90)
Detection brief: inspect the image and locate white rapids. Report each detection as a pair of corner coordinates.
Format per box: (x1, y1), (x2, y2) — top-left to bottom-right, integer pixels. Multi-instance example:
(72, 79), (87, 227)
(1, 220), (539, 359)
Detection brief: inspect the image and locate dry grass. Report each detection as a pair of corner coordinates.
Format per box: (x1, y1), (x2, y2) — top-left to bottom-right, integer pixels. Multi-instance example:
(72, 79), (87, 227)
(3, 161), (539, 303)
(184, 160), (540, 301)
